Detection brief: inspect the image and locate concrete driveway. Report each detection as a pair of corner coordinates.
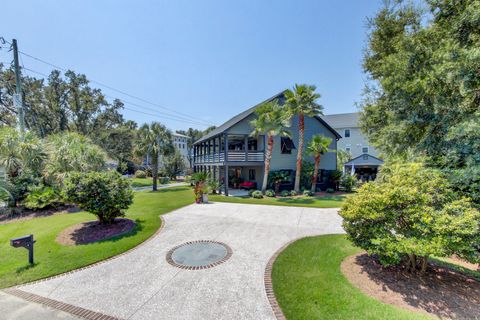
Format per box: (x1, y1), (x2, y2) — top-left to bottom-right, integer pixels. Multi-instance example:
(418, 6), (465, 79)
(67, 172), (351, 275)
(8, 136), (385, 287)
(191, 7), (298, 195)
(8, 202), (344, 320)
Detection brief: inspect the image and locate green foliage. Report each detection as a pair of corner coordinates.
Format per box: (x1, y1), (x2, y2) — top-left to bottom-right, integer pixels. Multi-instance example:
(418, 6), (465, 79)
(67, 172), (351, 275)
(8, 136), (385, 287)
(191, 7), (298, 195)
(251, 190), (263, 199)
(280, 190), (290, 197)
(64, 171), (133, 224)
(340, 174), (358, 192)
(158, 177), (170, 185)
(361, 1), (480, 203)
(265, 189), (276, 197)
(163, 149), (186, 179)
(44, 132), (106, 184)
(207, 179), (220, 194)
(337, 149), (352, 171)
(303, 190), (314, 196)
(300, 160), (314, 189)
(340, 162), (480, 272)
(306, 135), (333, 158)
(134, 170), (146, 178)
(290, 190), (297, 196)
(268, 171), (290, 193)
(192, 171), (209, 203)
(23, 185), (63, 210)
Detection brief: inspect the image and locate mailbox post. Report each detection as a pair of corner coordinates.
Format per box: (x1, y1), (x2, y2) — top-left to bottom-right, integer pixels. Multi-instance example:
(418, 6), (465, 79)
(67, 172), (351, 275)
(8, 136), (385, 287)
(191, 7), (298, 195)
(10, 234), (35, 264)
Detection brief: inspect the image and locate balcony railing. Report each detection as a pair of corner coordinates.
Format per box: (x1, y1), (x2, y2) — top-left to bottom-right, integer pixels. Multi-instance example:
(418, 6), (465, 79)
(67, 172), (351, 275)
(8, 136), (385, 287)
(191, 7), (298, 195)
(194, 150), (264, 164)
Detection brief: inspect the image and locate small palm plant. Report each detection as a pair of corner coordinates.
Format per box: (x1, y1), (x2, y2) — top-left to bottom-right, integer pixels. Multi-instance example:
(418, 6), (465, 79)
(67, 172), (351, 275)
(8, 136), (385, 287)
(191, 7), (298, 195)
(250, 100), (291, 193)
(306, 134), (333, 193)
(192, 171), (209, 203)
(284, 84), (323, 193)
(136, 122), (172, 191)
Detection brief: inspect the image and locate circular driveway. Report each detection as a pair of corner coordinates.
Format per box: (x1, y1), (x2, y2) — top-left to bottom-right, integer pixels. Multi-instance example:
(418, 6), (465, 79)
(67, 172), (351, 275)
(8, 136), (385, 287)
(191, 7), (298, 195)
(14, 202), (344, 320)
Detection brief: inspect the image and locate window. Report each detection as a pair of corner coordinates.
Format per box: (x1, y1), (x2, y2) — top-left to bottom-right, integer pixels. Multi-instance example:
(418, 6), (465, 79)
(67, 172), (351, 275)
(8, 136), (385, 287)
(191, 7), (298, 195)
(344, 129), (350, 138)
(248, 169), (256, 181)
(345, 147), (351, 153)
(281, 137), (296, 154)
(362, 147), (369, 154)
(247, 137), (258, 151)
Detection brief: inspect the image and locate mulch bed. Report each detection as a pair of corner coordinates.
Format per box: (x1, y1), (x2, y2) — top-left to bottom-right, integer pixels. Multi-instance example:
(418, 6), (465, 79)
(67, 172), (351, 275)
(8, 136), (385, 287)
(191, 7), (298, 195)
(341, 253), (480, 319)
(0, 205), (79, 225)
(56, 218), (136, 246)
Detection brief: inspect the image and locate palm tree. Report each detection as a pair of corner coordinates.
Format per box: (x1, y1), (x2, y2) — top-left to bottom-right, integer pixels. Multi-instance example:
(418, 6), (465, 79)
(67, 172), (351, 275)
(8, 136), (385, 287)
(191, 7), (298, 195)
(250, 101), (291, 193)
(306, 134), (333, 193)
(136, 122), (172, 191)
(284, 84), (323, 193)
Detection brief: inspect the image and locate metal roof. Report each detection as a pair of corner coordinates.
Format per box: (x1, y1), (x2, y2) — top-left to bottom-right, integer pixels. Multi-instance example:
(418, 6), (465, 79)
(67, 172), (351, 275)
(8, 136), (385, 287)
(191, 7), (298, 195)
(321, 112), (359, 129)
(194, 91), (341, 144)
(344, 153), (384, 166)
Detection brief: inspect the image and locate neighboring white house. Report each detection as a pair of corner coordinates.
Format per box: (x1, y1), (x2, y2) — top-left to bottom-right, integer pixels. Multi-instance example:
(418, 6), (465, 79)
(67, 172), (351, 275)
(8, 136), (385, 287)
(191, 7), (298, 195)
(321, 112), (378, 158)
(321, 112), (383, 181)
(172, 132), (191, 168)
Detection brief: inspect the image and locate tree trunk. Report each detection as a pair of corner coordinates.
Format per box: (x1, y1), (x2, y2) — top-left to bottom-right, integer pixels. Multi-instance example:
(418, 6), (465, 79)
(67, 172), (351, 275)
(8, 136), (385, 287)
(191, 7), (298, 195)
(152, 152), (158, 191)
(420, 256), (428, 274)
(262, 135), (274, 193)
(311, 155), (320, 193)
(294, 113), (304, 193)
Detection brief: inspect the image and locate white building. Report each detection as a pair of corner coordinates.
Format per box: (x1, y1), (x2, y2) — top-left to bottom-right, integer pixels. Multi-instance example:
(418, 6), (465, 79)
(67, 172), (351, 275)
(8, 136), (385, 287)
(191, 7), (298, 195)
(172, 132), (191, 168)
(322, 112), (383, 181)
(321, 112), (378, 158)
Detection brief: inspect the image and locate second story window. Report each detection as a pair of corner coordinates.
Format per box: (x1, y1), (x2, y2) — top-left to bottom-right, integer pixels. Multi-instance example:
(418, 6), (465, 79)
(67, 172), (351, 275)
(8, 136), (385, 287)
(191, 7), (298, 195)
(362, 147), (369, 154)
(344, 129), (350, 138)
(281, 137), (296, 154)
(345, 147), (351, 153)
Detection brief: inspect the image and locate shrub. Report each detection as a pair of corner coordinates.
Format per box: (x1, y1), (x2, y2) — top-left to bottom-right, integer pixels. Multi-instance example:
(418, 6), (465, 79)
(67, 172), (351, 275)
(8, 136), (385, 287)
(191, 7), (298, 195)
(23, 185), (63, 210)
(340, 175), (357, 192)
(145, 167), (153, 177)
(208, 179), (220, 194)
(64, 171), (134, 224)
(251, 190), (263, 199)
(134, 170), (146, 178)
(248, 189), (255, 197)
(158, 176), (170, 184)
(340, 162), (480, 273)
(303, 190), (314, 196)
(326, 188), (335, 193)
(290, 190), (297, 196)
(280, 190), (290, 197)
(265, 189), (276, 197)
(192, 172), (209, 203)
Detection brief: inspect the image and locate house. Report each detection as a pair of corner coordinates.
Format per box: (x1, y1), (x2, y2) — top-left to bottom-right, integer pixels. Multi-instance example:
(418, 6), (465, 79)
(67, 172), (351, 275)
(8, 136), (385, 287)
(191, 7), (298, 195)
(321, 112), (383, 181)
(192, 91), (341, 195)
(172, 132), (191, 168)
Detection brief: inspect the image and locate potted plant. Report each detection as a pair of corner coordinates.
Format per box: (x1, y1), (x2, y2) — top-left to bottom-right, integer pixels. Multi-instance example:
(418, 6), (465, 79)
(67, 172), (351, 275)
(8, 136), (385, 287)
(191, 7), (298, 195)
(230, 176), (240, 189)
(192, 172), (209, 204)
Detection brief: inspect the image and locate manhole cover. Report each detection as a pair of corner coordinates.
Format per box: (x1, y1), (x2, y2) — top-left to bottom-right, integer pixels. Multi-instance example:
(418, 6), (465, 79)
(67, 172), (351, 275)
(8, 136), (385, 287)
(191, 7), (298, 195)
(166, 240), (232, 270)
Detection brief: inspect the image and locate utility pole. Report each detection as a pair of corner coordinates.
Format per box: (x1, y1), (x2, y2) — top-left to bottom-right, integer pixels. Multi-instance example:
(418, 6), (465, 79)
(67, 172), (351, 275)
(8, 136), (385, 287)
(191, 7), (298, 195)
(12, 39), (25, 137)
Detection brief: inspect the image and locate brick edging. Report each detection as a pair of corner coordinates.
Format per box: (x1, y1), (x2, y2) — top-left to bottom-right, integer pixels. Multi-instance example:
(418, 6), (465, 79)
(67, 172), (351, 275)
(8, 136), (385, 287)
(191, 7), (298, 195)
(165, 240), (233, 270)
(4, 288), (121, 320)
(5, 216), (166, 289)
(264, 239), (300, 320)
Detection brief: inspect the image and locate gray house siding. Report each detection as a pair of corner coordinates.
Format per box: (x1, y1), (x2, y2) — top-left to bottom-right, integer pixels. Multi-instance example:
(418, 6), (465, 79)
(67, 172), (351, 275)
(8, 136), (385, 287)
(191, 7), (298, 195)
(270, 115), (337, 171)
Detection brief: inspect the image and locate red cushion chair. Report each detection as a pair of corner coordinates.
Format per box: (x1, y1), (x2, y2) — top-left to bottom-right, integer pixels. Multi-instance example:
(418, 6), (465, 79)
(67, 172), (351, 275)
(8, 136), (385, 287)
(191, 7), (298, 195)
(239, 181), (257, 190)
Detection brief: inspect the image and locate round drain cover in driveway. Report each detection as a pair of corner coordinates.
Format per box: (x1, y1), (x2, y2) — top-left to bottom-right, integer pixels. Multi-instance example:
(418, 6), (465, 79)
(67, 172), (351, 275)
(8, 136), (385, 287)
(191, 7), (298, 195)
(166, 240), (232, 270)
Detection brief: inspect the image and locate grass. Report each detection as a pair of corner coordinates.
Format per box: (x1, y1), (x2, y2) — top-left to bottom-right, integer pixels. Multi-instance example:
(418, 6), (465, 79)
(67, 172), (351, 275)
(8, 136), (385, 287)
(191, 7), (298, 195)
(272, 235), (431, 320)
(209, 194), (346, 208)
(0, 186), (192, 288)
(130, 177), (154, 188)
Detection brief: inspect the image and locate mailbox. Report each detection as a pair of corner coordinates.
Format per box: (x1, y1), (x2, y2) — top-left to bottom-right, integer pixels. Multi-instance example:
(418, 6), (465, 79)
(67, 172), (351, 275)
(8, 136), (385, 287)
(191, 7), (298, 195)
(10, 234), (35, 264)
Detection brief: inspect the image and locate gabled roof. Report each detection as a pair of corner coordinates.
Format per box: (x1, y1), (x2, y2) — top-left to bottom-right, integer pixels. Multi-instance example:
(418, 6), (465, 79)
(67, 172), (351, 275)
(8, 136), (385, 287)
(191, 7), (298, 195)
(344, 153), (384, 166)
(321, 112), (359, 129)
(194, 91), (341, 144)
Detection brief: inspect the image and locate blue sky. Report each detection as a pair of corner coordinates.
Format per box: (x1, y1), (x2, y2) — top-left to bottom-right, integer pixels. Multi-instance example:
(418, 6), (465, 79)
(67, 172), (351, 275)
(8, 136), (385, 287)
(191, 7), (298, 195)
(1, 0), (383, 131)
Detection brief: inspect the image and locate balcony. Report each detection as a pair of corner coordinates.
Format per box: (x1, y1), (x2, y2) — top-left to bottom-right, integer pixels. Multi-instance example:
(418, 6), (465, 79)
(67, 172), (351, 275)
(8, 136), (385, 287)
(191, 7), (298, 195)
(194, 150), (264, 164)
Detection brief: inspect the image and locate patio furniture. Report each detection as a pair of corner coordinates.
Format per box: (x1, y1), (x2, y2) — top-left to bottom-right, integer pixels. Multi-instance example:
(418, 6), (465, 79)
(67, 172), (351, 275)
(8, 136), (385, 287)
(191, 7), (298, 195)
(239, 181), (257, 190)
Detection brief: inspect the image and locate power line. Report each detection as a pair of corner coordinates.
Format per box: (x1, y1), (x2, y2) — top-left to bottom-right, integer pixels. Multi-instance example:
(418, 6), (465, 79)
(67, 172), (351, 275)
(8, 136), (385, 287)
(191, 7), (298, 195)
(15, 49), (215, 126)
(19, 66), (209, 127)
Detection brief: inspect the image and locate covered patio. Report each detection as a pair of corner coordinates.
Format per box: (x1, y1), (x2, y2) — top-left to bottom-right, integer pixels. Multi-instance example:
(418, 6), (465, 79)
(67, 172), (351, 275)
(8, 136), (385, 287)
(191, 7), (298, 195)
(344, 154), (383, 182)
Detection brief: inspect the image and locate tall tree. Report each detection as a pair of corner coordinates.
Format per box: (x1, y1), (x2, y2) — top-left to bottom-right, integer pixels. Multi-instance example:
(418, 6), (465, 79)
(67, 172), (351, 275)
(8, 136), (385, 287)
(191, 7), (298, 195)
(361, 0), (480, 203)
(250, 101), (291, 193)
(306, 134), (333, 193)
(136, 122), (172, 191)
(284, 84), (323, 193)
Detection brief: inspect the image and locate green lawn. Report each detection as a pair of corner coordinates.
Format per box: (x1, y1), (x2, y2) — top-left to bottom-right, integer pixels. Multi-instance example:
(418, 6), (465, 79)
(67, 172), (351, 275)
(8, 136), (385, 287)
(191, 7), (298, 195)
(272, 235), (431, 320)
(209, 194), (346, 208)
(130, 177), (154, 188)
(0, 186), (192, 288)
